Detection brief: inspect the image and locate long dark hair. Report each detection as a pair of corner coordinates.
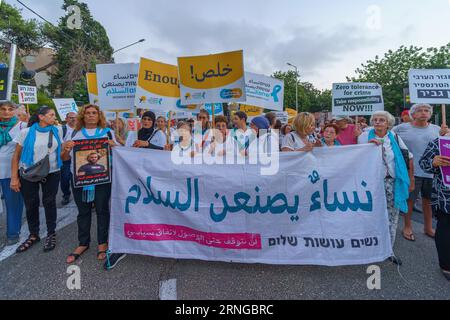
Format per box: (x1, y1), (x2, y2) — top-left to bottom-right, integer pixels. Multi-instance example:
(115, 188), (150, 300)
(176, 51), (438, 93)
(28, 106), (53, 127)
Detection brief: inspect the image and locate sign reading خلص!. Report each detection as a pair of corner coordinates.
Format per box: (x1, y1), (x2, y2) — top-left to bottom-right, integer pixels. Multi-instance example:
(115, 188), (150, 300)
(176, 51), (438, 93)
(332, 83), (384, 116)
(177, 50), (246, 105)
(96, 63), (139, 111)
(408, 69), (450, 104)
(18, 85), (37, 104)
(109, 144), (392, 266)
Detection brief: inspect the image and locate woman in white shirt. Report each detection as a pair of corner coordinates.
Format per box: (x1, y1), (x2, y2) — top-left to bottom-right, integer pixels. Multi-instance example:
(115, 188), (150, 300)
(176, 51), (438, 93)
(0, 101), (26, 246)
(358, 111), (413, 265)
(11, 106), (64, 253)
(281, 112), (321, 152)
(125, 111), (166, 150)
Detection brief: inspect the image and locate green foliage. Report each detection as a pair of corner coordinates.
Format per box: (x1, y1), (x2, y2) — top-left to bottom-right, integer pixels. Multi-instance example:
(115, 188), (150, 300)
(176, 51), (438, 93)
(272, 70), (331, 112)
(348, 44), (450, 115)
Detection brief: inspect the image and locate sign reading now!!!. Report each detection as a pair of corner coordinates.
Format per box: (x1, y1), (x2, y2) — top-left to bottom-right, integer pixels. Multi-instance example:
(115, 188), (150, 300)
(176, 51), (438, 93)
(178, 50), (246, 105)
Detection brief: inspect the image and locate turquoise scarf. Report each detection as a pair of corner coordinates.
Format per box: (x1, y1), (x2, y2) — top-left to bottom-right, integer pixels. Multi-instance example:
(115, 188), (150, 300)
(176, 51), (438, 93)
(0, 117), (18, 147)
(369, 129), (409, 213)
(80, 127), (111, 203)
(20, 123), (62, 168)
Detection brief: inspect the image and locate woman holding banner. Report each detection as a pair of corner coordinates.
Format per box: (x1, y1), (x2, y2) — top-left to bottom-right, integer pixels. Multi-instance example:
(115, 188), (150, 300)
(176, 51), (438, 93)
(358, 111), (413, 265)
(0, 101), (25, 247)
(281, 112), (321, 152)
(419, 139), (450, 282)
(11, 106), (64, 253)
(125, 111), (166, 150)
(61, 104), (125, 268)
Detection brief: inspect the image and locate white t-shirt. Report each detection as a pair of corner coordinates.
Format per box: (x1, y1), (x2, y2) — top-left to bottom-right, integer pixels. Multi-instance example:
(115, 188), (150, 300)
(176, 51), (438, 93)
(281, 132), (316, 151)
(0, 121), (27, 179)
(125, 129), (166, 148)
(66, 128), (117, 175)
(358, 131), (413, 178)
(14, 125), (64, 174)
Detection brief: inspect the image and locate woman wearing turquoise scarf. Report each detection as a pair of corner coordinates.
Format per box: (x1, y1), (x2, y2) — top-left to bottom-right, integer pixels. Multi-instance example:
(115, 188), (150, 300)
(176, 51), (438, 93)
(358, 111), (413, 265)
(0, 101), (25, 247)
(11, 106), (63, 253)
(61, 105), (121, 266)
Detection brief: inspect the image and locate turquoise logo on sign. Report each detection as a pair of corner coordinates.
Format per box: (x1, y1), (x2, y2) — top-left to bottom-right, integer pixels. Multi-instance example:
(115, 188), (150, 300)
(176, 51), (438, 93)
(271, 85), (282, 102)
(204, 103), (223, 115)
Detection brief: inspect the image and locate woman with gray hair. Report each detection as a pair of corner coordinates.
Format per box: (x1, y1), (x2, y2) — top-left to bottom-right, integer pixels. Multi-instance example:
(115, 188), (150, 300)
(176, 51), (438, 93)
(358, 111), (413, 265)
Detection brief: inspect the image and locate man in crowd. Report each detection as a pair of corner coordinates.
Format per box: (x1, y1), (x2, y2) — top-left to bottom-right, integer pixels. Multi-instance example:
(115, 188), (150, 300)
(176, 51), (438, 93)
(393, 103), (448, 241)
(61, 112), (77, 206)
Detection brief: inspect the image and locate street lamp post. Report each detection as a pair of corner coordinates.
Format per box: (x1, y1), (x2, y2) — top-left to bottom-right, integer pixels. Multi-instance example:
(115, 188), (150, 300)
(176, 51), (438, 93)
(112, 39), (146, 55)
(287, 62), (299, 111)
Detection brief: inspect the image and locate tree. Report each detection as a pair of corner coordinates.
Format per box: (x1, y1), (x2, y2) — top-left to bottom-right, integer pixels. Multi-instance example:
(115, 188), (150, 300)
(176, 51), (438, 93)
(348, 43), (450, 115)
(42, 0), (114, 100)
(272, 70), (332, 112)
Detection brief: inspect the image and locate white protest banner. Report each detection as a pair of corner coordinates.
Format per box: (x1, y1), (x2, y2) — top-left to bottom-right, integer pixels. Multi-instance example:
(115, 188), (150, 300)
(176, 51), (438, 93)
(274, 111), (288, 124)
(244, 72), (284, 111)
(18, 85), (37, 104)
(52, 98), (78, 119)
(178, 50), (246, 105)
(96, 63), (139, 111)
(109, 145), (392, 266)
(332, 83), (384, 116)
(408, 69), (450, 104)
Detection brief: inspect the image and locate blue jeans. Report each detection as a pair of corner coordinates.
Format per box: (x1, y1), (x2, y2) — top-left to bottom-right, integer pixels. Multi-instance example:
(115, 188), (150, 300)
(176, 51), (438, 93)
(60, 160), (72, 198)
(0, 178), (24, 240)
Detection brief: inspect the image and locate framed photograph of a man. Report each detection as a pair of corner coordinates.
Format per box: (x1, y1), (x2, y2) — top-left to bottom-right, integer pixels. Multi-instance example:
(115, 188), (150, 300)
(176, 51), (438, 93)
(73, 138), (111, 188)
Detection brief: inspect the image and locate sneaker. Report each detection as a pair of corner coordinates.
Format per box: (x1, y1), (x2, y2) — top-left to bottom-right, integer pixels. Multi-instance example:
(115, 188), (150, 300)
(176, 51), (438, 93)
(61, 195), (70, 206)
(104, 253), (127, 271)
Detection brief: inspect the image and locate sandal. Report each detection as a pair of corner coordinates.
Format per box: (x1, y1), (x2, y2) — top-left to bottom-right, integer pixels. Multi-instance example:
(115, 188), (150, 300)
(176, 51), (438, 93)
(402, 232), (416, 242)
(16, 236), (40, 253)
(66, 246), (89, 264)
(43, 234), (57, 252)
(97, 243), (108, 260)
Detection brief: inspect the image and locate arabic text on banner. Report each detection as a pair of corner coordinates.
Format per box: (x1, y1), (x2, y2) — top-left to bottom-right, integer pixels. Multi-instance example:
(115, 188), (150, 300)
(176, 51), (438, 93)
(109, 145), (392, 266)
(96, 63), (139, 111)
(244, 72), (284, 111)
(408, 69), (450, 104)
(178, 50), (246, 105)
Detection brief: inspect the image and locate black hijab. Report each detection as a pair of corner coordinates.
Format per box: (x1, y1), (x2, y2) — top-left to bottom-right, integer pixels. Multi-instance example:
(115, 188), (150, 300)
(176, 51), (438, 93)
(138, 111), (156, 141)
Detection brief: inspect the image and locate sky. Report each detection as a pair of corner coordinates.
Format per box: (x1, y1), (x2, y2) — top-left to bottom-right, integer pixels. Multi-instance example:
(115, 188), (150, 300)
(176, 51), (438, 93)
(11, 0), (450, 90)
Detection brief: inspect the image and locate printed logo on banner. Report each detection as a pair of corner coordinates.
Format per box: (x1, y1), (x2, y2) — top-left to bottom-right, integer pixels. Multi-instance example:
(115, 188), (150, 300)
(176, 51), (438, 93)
(244, 72), (284, 111)
(52, 98), (78, 119)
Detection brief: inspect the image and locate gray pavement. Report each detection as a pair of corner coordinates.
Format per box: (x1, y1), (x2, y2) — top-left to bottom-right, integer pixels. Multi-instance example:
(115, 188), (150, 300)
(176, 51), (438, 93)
(0, 194), (449, 300)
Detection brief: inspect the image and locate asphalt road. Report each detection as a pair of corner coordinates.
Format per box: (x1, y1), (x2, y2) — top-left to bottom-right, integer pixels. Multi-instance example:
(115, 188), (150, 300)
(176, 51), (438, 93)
(0, 195), (449, 300)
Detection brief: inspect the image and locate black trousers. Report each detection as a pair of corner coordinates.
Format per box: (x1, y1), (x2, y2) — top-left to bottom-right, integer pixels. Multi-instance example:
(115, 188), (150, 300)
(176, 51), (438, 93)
(435, 209), (450, 271)
(72, 182), (111, 247)
(20, 171), (61, 237)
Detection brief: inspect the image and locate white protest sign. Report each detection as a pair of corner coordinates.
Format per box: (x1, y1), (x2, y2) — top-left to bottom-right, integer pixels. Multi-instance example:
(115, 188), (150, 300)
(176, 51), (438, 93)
(110, 144), (392, 266)
(274, 111), (288, 124)
(408, 69), (450, 104)
(244, 72), (284, 111)
(96, 63), (139, 111)
(18, 85), (37, 104)
(52, 98), (78, 119)
(332, 83), (384, 116)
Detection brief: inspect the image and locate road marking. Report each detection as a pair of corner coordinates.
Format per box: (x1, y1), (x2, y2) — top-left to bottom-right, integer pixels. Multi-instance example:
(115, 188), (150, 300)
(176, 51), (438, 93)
(0, 202), (78, 262)
(159, 279), (177, 300)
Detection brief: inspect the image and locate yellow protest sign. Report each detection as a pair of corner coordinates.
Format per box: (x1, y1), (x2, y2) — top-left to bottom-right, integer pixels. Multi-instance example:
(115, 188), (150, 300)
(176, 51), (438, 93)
(239, 104), (263, 116)
(177, 50), (246, 105)
(86, 73), (99, 105)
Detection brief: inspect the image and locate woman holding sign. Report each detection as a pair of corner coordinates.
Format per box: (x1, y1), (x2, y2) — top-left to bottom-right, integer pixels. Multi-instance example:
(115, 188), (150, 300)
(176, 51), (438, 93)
(358, 111), (413, 265)
(11, 106), (64, 253)
(61, 104), (125, 268)
(125, 111), (166, 150)
(419, 139), (450, 282)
